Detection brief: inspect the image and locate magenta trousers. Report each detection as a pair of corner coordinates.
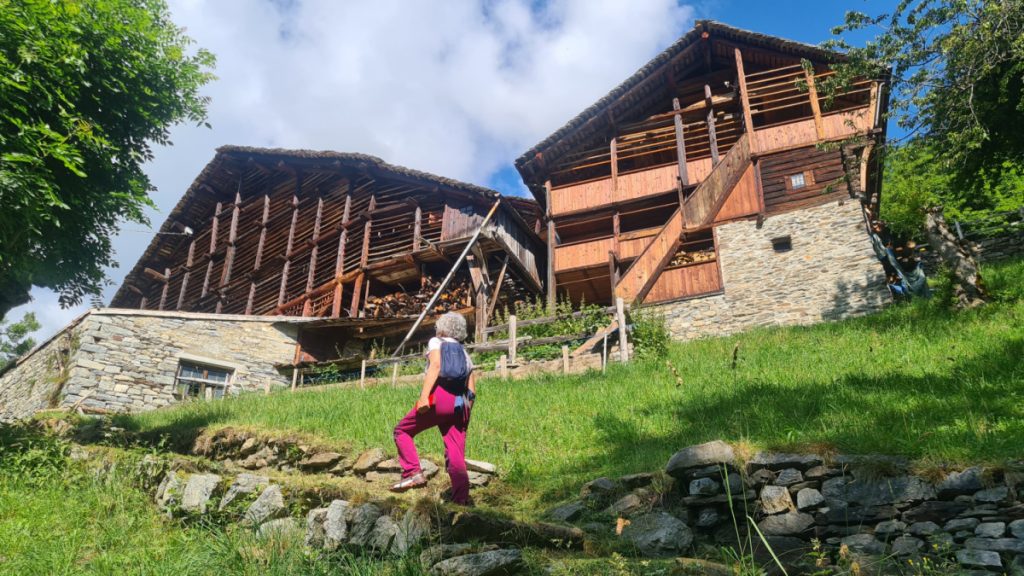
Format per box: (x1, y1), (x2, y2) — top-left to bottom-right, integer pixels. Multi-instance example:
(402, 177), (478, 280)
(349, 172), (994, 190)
(392, 386), (471, 504)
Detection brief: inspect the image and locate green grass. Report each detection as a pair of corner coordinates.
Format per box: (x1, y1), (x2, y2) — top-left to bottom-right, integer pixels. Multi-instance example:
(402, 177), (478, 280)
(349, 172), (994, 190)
(124, 260), (1024, 516)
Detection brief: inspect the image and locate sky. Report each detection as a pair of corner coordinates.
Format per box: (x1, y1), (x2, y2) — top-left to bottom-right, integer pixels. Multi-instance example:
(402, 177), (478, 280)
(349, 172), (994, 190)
(10, 0), (899, 342)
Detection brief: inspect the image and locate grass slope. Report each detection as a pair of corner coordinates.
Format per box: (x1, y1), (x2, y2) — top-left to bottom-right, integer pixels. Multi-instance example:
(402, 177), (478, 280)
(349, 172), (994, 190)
(124, 260), (1024, 515)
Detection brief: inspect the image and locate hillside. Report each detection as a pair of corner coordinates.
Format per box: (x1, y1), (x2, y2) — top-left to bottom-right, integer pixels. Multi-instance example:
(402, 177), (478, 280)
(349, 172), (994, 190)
(121, 259), (1024, 519)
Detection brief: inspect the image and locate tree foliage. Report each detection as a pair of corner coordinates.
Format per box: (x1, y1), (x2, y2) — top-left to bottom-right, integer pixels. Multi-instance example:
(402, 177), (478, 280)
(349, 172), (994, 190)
(0, 0), (215, 319)
(822, 0), (1024, 233)
(0, 312), (40, 368)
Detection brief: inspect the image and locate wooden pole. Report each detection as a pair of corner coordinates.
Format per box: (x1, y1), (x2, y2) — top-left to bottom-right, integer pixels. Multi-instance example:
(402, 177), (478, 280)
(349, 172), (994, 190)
(602, 333), (608, 373)
(246, 195), (270, 315)
(673, 98), (689, 187)
(704, 84), (719, 165)
(804, 68), (825, 140)
(616, 297), (629, 363)
(290, 367), (298, 392)
(359, 359), (366, 390)
(413, 204), (422, 252)
(177, 240), (196, 311)
(734, 47), (756, 154)
(499, 354), (508, 379)
(391, 199), (502, 357)
(610, 137), (619, 193)
(508, 315), (517, 366)
(562, 345), (570, 374)
(158, 267), (171, 311)
(391, 361), (399, 387)
(545, 180), (557, 312)
(278, 195), (300, 307)
(485, 254), (510, 323)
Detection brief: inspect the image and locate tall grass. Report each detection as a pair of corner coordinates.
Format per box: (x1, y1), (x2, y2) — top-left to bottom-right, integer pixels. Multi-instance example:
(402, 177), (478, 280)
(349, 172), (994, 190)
(124, 260), (1024, 516)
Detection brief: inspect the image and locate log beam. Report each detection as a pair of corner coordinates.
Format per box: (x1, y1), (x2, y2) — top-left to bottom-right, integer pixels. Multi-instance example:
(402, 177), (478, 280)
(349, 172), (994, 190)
(734, 47), (756, 154)
(278, 191), (300, 308)
(704, 84), (719, 165)
(245, 194), (271, 315)
(176, 240), (196, 310)
(805, 67), (825, 139)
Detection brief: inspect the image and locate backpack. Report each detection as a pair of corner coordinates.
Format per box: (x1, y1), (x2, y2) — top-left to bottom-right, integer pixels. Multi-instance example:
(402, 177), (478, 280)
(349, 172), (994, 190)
(437, 341), (470, 393)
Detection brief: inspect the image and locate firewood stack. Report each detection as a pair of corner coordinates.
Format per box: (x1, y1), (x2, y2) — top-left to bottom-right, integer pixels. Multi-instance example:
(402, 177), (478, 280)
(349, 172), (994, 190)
(363, 278), (472, 319)
(669, 248), (716, 267)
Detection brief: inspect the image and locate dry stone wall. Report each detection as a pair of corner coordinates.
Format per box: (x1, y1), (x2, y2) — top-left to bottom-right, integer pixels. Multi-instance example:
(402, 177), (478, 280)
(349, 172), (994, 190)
(0, 309), (299, 421)
(650, 201), (889, 341)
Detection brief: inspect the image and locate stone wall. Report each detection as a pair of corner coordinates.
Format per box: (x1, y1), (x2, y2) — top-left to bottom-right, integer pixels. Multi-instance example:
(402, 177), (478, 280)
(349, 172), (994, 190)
(0, 309), (299, 421)
(650, 201), (889, 341)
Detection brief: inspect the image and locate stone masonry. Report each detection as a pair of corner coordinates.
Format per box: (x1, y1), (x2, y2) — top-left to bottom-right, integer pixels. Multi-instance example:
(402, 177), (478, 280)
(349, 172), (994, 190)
(0, 309), (301, 421)
(650, 201), (889, 340)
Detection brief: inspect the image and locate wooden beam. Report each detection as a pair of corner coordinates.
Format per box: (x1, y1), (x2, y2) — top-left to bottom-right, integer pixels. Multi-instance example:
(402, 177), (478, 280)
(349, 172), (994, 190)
(485, 254), (510, 322)
(805, 68), (825, 140)
(158, 267), (171, 311)
(349, 272), (364, 318)
(176, 240), (196, 310)
(219, 187), (242, 289)
(278, 192), (300, 307)
(673, 97), (689, 187)
(305, 196), (325, 294)
(468, 250), (490, 342)
(245, 194), (271, 315)
(705, 84), (719, 165)
(545, 181), (557, 311)
(734, 47), (756, 154)
(610, 137), (619, 192)
(208, 202), (222, 255)
(413, 204), (422, 252)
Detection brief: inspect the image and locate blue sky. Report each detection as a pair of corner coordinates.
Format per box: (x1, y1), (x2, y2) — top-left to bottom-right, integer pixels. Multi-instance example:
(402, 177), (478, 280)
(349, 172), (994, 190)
(13, 0), (901, 341)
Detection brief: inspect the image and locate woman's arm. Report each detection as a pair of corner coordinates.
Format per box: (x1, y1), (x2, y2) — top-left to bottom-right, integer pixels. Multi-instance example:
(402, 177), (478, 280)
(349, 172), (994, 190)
(467, 370), (477, 396)
(416, 349), (441, 412)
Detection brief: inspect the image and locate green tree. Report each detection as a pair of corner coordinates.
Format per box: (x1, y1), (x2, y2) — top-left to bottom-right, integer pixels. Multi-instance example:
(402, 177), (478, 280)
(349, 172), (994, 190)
(0, 312), (41, 368)
(0, 0), (215, 319)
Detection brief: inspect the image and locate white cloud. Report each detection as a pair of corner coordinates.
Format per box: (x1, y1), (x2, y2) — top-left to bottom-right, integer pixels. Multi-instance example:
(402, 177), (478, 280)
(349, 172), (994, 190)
(12, 0), (696, 341)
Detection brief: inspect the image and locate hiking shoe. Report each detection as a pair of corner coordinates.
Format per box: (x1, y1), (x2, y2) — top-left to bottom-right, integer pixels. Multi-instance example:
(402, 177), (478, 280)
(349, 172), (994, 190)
(389, 473), (428, 493)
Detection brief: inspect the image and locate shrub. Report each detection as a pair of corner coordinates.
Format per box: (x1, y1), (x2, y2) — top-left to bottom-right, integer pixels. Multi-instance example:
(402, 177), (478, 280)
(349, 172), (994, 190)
(630, 307), (669, 360)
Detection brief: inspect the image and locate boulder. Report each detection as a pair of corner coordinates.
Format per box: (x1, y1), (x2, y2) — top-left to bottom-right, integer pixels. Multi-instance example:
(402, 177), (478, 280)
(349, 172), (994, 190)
(804, 465), (830, 479)
(422, 459), (440, 479)
(298, 451), (343, 472)
(375, 457), (403, 472)
(689, 478), (720, 496)
(956, 549), (1002, 569)
(420, 543), (484, 567)
(666, 441), (734, 478)
(840, 533), (885, 555)
(695, 508), (720, 528)
(903, 500), (969, 522)
(244, 484), (286, 525)
(464, 459), (497, 475)
(774, 468), (804, 487)
(974, 522), (1005, 538)
(760, 486), (794, 515)
(180, 474), (221, 514)
(1009, 518), (1024, 539)
(580, 477), (617, 499)
(353, 448), (386, 474)
(369, 514), (399, 554)
(890, 536), (923, 556)
(258, 517), (301, 539)
(394, 507), (433, 556)
(936, 467), (984, 498)
(347, 503), (384, 547)
(747, 452), (822, 472)
(757, 511), (814, 536)
(606, 490), (651, 517)
(908, 521), (941, 537)
(944, 517), (980, 532)
(219, 473), (269, 511)
(821, 475), (935, 507)
(974, 486), (1009, 503)
(155, 471), (184, 510)
(620, 512), (693, 557)
(964, 537), (1024, 554)
(323, 499), (350, 550)
(468, 471), (491, 487)
(429, 548), (523, 576)
(548, 502), (586, 523)
(796, 488), (824, 511)
(873, 520), (906, 536)
(304, 507), (327, 548)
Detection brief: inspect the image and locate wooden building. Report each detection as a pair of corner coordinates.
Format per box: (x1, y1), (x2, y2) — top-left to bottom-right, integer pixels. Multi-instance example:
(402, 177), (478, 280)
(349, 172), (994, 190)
(111, 147), (544, 357)
(515, 21), (887, 309)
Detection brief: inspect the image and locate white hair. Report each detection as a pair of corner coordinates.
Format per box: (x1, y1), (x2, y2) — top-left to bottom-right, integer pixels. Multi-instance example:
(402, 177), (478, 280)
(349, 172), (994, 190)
(435, 312), (467, 341)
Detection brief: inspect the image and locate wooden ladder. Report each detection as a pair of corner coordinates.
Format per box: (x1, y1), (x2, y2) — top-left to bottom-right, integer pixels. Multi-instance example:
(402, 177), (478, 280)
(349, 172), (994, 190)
(613, 133), (752, 304)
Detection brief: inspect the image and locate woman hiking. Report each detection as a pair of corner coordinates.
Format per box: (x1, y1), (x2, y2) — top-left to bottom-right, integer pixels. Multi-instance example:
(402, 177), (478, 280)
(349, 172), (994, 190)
(390, 312), (476, 505)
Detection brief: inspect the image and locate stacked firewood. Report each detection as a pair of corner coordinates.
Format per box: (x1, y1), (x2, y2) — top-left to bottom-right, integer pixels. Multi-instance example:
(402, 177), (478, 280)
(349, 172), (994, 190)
(669, 248), (716, 267)
(363, 278), (472, 319)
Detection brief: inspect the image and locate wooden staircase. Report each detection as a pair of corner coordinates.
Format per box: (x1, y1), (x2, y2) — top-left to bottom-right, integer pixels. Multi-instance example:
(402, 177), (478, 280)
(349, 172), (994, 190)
(613, 133), (752, 304)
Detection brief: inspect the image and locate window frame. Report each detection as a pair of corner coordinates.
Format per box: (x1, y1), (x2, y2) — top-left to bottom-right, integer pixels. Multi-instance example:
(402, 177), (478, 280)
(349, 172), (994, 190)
(174, 360), (234, 401)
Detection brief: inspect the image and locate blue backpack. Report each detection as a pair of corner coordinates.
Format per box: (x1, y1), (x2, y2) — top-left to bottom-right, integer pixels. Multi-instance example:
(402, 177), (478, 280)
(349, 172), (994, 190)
(438, 341), (470, 394)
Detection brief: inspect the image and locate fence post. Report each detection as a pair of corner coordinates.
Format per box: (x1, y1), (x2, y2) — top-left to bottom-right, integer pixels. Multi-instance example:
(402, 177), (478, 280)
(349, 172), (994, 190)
(508, 315), (517, 366)
(359, 360), (366, 390)
(954, 220), (964, 240)
(391, 361), (399, 387)
(290, 367), (298, 392)
(602, 334), (608, 373)
(499, 354), (508, 379)
(561, 345), (570, 374)
(616, 297), (629, 362)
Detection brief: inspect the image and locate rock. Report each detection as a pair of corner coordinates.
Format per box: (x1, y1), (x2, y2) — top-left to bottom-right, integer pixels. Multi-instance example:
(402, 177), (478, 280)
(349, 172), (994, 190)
(666, 441), (734, 478)
(964, 537), (1024, 554)
(937, 467), (984, 498)
(751, 536), (813, 574)
(696, 508), (720, 528)
(347, 503), (384, 547)
(375, 457), (403, 472)
(353, 448), (386, 474)
(422, 459), (440, 479)
(366, 471), (402, 484)
(244, 484), (286, 525)
(796, 488), (824, 511)
(549, 502), (586, 523)
(929, 532), (954, 547)
(180, 474), (221, 514)
(840, 533), (886, 555)
(580, 477), (617, 499)
(974, 486), (1008, 503)
(258, 517), (301, 539)
(298, 451), (343, 471)
(944, 518), (980, 532)
(619, 512), (693, 557)
(239, 446), (277, 469)
(747, 452), (822, 472)
(429, 548), (523, 576)
(975, 522), (1005, 538)
(219, 473), (269, 511)
(606, 490), (651, 517)
(956, 549), (1002, 569)
(891, 536), (923, 556)
(323, 500), (350, 550)
(394, 507), (433, 556)
(874, 520), (906, 536)
(760, 486), (794, 514)
(464, 459), (497, 475)
(689, 478), (720, 496)
(903, 500), (969, 522)
(619, 473), (654, 490)
(774, 468), (804, 487)
(468, 471), (491, 487)
(908, 521), (941, 537)
(1009, 518), (1024, 539)
(155, 471), (184, 510)
(239, 437), (260, 456)
(304, 508), (327, 548)
(821, 475), (936, 506)
(757, 512), (814, 536)
(805, 465), (830, 479)
(420, 543), (478, 567)
(726, 473), (742, 494)
(369, 515), (399, 554)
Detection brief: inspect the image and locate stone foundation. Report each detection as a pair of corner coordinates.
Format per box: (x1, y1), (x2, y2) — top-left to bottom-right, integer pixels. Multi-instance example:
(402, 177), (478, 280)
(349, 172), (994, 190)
(0, 309), (300, 421)
(650, 201), (889, 341)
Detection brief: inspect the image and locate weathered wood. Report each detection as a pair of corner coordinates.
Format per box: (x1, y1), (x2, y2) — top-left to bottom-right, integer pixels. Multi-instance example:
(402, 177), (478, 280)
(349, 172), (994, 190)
(158, 267), (171, 310)
(413, 204), (422, 251)
(359, 359), (366, 389)
(571, 320), (617, 357)
(349, 272), (364, 318)
(672, 98), (689, 187)
(804, 68), (825, 139)
(246, 194), (271, 315)
(734, 47), (755, 153)
(485, 254), (510, 324)
(704, 84), (719, 165)
(278, 194), (300, 307)
(610, 137), (618, 192)
(616, 297), (629, 362)
(545, 181), (557, 311)
(209, 201), (222, 255)
(924, 207), (987, 308)
(561, 345), (570, 374)
(499, 354), (508, 379)
(508, 315), (517, 365)
(468, 250), (490, 342)
(176, 240), (196, 311)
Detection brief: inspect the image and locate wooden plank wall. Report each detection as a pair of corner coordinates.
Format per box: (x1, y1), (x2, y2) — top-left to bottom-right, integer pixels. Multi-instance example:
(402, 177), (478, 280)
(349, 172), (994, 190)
(490, 208), (541, 286)
(759, 146), (850, 214)
(644, 261), (722, 303)
(714, 163), (759, 222)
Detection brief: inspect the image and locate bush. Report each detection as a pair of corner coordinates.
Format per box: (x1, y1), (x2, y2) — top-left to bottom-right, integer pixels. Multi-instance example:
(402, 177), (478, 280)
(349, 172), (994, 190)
(629, 307), (670, 360)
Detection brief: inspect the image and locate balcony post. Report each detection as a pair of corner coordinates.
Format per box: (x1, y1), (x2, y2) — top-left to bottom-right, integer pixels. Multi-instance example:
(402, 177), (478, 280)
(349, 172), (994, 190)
(610, 137), (619, 193)
(734, 47), (756, 154)
(805, 67), (825, 139)
(704, 84), (719, 165)
(672, 97), (689, 188)
(545, 180), (557, 311)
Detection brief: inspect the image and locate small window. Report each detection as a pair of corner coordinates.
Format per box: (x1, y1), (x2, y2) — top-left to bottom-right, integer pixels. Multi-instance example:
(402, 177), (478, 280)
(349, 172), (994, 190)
(771, 235), (793, 252)
(789, 173), (806, 189)
(175, 361), (232, 401)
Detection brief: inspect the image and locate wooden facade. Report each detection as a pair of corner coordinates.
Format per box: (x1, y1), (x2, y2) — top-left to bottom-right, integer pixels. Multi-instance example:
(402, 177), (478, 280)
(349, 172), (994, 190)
(112, 148), (544, 358)
(515, 20), (887, 306)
